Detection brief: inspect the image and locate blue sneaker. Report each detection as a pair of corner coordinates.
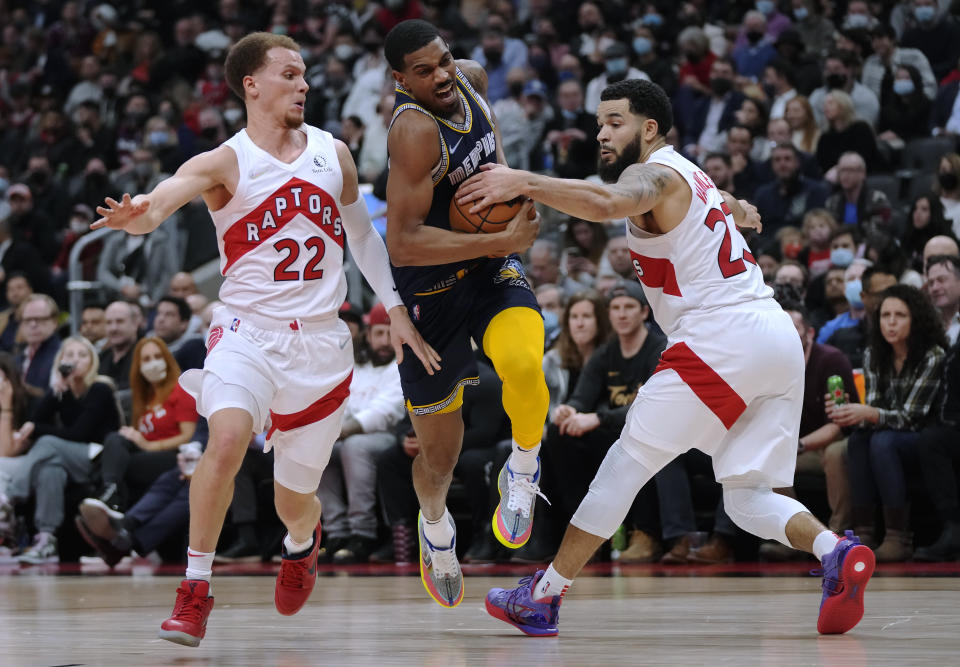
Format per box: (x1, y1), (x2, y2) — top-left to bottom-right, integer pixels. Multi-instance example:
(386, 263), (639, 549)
(485, 570), (561, 637)
(816, 530), (875, 634)
(492, 459), (547, 548)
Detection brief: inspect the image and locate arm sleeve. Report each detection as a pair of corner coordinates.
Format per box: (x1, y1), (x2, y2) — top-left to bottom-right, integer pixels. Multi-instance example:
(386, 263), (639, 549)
(567, 347), (606, 413)
(32, 384), (117, 442)
(340, 197), (404, 311)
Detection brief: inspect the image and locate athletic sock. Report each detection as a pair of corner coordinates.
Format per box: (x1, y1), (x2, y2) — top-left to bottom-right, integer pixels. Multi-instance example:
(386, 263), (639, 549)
(533, 563), (571, 601)
(509, 440), (541, 476)
(813, 530), (841, 561)
(422, 508), (455, 548)
(185, 548), (215, 585)
(284, 532), (315, 556)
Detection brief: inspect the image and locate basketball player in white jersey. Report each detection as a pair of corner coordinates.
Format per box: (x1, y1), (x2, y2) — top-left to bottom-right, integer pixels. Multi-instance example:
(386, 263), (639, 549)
(91, 32), (439, 647)
(458, 79), (875, 636)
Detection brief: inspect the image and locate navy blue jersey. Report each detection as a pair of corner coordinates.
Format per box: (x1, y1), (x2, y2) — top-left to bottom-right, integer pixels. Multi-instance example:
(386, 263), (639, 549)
(388, 67), (499, 296)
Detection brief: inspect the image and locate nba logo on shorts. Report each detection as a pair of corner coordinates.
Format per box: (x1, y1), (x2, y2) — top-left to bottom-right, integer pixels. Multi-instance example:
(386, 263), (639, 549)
(230, 318), (241, 332)
(411, 304), (421, 321)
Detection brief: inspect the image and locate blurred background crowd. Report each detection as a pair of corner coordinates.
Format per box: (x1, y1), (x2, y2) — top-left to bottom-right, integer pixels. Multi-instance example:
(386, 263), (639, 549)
(0, 0), (959, 569)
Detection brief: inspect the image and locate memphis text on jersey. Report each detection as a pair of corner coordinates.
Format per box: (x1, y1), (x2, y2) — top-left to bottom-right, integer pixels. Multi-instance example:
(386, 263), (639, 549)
(446, 129), (496, 187)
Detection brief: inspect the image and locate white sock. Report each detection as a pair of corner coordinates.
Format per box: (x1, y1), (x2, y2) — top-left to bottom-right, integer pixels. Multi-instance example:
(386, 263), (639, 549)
(510, 440), (541, 475)
(422, 509), (455, 548)
(284, 532), (315, 555)
(533, 564), (572, 601)
(185, 547), (215, 584)
(813, 530), (840, 561)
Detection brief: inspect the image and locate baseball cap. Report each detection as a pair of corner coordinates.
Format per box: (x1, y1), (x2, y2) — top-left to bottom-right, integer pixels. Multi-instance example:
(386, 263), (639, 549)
(365, 302), (391, 327)
(523, 80), (548, 99)
(607, 279), (647, 305)
(338, 301), (363, 326)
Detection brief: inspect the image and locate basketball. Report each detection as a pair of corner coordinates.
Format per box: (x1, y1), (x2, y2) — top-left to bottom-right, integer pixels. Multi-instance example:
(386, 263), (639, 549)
(449, 191), (529, 234)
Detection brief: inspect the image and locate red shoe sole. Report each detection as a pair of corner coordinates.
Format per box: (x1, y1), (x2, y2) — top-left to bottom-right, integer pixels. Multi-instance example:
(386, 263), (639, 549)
(484, 595), (558, 637)
(817, 544), (875, 634)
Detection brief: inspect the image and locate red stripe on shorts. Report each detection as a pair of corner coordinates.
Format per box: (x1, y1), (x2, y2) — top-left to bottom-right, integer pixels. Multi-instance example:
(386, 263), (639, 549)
(267, 371), (353, 439)
(654, 342), (746, 429)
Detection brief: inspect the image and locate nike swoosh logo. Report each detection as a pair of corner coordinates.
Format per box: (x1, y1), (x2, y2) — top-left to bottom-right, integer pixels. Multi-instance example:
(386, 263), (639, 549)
(449, 136), (463, 153)
(248, 167), (269, 180)
(339, 337), (350, 349)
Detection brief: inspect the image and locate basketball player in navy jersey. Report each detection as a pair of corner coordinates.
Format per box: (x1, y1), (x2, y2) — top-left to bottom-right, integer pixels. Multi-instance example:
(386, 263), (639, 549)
(383, 19), (547, 607)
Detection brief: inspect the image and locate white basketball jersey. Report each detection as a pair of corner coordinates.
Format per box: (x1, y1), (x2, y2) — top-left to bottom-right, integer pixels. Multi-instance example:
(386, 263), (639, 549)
(625, 145), (773, 338)
(210, 125), (347, 319)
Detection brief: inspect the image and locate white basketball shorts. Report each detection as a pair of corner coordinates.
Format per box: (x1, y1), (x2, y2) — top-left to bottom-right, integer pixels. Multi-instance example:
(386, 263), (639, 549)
(180, 306), (353, 493)
(622, 300), (804, 489)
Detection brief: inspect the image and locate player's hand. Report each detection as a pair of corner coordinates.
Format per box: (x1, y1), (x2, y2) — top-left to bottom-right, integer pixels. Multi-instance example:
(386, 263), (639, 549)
(499, 200), (540, 255)
(559, 412), (601, 437)
(737, 199), (762, 234)
(388, 305), (441, 375)
(91, 193), (151, 231)
(457, 163), (524, 214)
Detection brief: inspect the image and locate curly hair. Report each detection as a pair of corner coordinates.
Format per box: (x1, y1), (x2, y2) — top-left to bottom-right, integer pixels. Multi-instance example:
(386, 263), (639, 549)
(868, 284), (947, 376)
(600, 79), (673, 136)
(555, 290), (611, 371)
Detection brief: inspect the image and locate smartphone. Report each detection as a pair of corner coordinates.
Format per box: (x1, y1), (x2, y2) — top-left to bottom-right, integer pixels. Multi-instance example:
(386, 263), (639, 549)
(58, 363), (74, 378)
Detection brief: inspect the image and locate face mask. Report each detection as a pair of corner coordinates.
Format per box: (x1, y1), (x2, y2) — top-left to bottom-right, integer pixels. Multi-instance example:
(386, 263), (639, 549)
(561, 108), (578, 121)
(783, 242), (803, 259)
(893, 79), (915, 96)
(223, 108), (243, 125)
(141, 359), (168, 383)
(756, 0), (775, 16)
(363, 40), (381, 53)
(509, 80), (524, 97)
(825, 73), (847, 90)
(0, 177), (8, 193)
(746, 30), (764, 45)
(830, 247), (854, 267)
(641, 13), (663, 27)
(793, 7), (808, 20)
(148, 130), (168, 147)
(844, 279), (864, 309)
(70, 217), (89, 234)
(334, 44), (355, 61)
(483, 48), (503, 67)
(542, 309), (559, 332)
(939, 172), (959, 190)
(200, 127), (218, 140)
(633, 37), (652, 56)
(914, 6), (936, 22)
(605, 57), (628, 77)
(710, 77), (733, 96)
(846, 14), (870, 28)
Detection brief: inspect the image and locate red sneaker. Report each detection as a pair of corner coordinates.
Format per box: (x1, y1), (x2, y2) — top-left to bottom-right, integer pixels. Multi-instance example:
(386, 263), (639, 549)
(275, 521), (321, 616)
(158, 579), (214, 647)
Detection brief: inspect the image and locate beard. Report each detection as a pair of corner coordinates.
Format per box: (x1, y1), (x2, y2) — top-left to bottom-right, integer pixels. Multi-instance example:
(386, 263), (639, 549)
(597, 134), (643, 183)
(370, 345), (395, 366)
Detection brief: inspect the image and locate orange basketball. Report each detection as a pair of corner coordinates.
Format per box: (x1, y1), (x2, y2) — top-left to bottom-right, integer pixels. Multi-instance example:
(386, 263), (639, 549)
(449, 191), (528, 234)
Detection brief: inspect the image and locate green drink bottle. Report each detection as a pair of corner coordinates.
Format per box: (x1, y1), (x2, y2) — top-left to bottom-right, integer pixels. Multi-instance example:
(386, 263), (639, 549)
(827, 375), (846, 405)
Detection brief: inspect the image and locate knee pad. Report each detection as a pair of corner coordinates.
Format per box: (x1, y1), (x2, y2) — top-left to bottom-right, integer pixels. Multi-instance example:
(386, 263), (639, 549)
(570, 440), (656, 540)
(722, 485), (809, 546)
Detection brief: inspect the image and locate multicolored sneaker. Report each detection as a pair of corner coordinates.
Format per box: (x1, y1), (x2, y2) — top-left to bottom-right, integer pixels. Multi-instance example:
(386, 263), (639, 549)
(816, 530), (875, 634)
(274, 521), (321, 616)
(158, 579), (215, 647)
(485, 570), (561, 637)
(417, 511), (464, 608)
(492, 459), (547, 548)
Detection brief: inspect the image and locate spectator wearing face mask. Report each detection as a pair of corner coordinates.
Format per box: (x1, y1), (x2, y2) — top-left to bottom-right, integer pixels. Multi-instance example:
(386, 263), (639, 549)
(677, 58), (745, 162)
(469, 17), (530, 104)
(900, 0), (960, 81)
(877, 65), (933, 149)
(584, 42), (648, 114)
(733, 0), (793, 49)
(630, 26), (676, 97)
(863, 25), (936, 104)
(809, 51), (880, 130)
(821, 264), (899, 369)
(51, 203), (103, 283)
(732, 11), (779, 80)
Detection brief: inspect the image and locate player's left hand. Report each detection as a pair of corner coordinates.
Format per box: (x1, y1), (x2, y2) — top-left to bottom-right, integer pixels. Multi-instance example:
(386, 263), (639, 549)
(388, 305), (441, 375)
(737, 199), (762, 234)
(457, 164), (525, 214)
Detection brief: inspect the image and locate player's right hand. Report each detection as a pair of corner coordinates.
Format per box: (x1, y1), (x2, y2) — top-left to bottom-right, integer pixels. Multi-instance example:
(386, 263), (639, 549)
(499, 200), (540, 255)
(91, 193), (150, 231)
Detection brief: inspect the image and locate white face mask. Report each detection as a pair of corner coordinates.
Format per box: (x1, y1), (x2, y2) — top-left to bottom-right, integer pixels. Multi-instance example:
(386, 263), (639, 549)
(141, 358), (168, 383)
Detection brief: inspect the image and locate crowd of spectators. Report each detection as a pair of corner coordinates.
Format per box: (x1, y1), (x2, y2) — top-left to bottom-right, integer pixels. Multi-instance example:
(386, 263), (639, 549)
(2, 1), (960, 566)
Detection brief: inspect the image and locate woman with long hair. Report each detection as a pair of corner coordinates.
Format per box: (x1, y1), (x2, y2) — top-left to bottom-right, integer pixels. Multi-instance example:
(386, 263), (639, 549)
(827, 285), (946, 562)
(81, 337), (197, 517)
(933, 153), (960, 234)
(7, 336), (120, 563)
(785, 95), (820, 154)
(542, 291), (610, 422)
(815, 90), (883, 174)
(561, 219), (608, 284)
(877, 64), (932, 144)
(903, 193), (955, 272)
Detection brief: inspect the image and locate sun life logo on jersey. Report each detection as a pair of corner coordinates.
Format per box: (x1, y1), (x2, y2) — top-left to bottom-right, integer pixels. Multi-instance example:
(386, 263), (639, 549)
(313, 153), (331, 173)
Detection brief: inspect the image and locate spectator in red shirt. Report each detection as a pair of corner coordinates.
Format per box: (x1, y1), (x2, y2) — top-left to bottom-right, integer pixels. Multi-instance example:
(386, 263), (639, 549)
(81, 337), (197, 515)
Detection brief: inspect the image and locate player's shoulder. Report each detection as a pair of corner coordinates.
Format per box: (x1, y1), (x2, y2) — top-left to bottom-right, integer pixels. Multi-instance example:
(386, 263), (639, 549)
(456, 59), (488, 96)
(388, 103), (440, 145)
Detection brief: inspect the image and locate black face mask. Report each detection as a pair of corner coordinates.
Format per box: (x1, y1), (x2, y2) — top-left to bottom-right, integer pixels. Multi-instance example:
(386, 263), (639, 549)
(483, 48), (503, 67)
(710, 77), (733, 96)
(825, 73), (847, 90)
(686, 50), (703, 64)
(746, 30), (764, 44)
(508, 80), (524, 98)
(939, 172), (959, 190)
(200, 127), (218, 140)
(363, 41), (380, 53)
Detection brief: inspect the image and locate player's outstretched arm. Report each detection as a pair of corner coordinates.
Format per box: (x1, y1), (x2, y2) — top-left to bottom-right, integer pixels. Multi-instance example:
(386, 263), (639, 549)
(457, 162), (674, 222)
(91, 146), (236, 235)
(386, 112), (537, 266)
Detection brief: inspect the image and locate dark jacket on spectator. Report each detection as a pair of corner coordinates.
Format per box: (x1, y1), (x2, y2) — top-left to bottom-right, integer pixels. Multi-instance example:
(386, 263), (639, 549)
(802, 343), (860, 437)
(878, 88), (932, 141)
(31, 380), (120, 443)
(815, 121), (883, 173)
(902, 16), (960, 81)
(0, 240), (52, 305)
(931, 81), (960, 131)
(824, 186), (893, 238)
(673, 87), (745, 150)
(754, 176), (830, 241)
(16, 335), (61, 399)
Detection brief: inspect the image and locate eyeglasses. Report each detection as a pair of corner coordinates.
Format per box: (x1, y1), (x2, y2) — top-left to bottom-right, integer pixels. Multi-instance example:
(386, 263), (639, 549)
(22, 316), (53, 325)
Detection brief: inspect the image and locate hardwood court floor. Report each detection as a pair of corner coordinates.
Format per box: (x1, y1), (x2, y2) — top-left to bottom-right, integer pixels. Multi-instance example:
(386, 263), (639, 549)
(1, 570), (958, 667)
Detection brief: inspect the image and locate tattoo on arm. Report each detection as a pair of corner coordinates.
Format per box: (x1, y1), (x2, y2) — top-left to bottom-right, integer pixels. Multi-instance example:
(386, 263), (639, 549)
(611, 164), (672, 207)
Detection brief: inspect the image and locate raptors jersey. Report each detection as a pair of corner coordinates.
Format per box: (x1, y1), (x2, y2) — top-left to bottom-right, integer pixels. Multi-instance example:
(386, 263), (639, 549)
(626, 145), (773, 338)
(210, 125), (347, 319)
